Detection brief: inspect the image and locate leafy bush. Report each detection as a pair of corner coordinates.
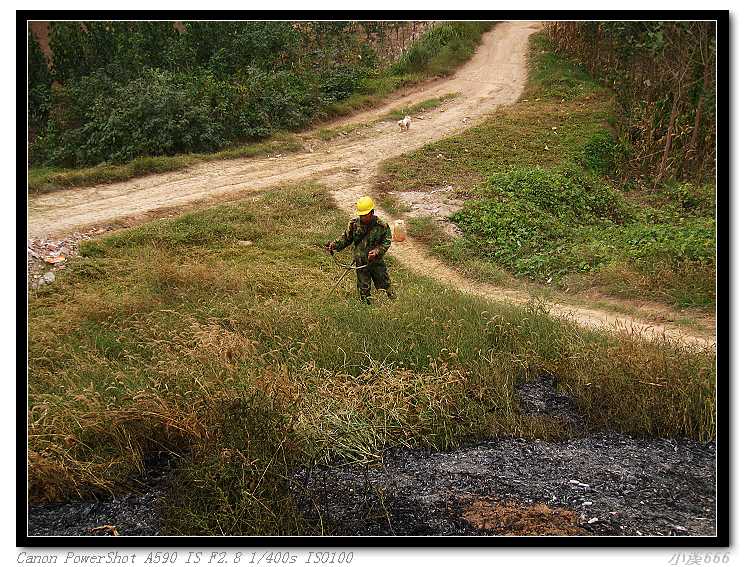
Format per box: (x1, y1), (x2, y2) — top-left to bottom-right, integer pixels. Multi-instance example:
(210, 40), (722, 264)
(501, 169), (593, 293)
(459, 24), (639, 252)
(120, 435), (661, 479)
(389, 22), (493, 76)
(476, 166), (630, 224)
(31, 21), (493, 168)
(581, 130), (619, 174)
(39, 70), (229, 165)
(28, 31), (52, 134)
(545, 22), (716, 182)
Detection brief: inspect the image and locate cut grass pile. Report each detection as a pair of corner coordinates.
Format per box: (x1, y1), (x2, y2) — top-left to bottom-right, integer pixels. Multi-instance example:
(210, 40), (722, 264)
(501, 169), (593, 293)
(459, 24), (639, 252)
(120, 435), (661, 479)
(28, 184), (715, 534)
(376, 32), (716, 311)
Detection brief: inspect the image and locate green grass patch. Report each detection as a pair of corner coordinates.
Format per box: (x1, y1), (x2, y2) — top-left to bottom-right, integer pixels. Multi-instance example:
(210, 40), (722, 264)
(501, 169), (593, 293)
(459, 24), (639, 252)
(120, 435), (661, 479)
(315, 123), (365, 141)
(29, 184), (714, 534)
(383, 93), (460, 121)
(28, 133), (305, 195)
(376, 31), (715, 311)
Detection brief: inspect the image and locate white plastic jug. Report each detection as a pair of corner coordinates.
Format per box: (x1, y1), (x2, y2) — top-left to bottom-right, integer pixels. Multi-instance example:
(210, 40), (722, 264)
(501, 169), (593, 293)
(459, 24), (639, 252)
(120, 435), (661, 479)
(392, 219), (406, 242)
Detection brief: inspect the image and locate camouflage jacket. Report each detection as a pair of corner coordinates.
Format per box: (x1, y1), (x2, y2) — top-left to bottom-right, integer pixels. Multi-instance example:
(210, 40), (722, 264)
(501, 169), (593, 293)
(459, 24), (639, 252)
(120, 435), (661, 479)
(333, 215), (392, 266)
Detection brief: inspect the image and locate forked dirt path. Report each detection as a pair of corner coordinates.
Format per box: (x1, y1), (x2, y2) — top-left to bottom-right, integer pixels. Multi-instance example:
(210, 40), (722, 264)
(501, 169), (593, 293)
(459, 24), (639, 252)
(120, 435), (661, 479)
(26, 21), (715, 349)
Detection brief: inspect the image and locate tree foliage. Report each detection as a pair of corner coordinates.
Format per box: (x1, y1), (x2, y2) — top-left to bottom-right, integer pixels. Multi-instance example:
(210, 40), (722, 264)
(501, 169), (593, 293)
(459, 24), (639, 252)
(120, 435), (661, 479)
(544, 21), (716, 184)
(31, 21), (478, 167)
(28, 30), (52, 136)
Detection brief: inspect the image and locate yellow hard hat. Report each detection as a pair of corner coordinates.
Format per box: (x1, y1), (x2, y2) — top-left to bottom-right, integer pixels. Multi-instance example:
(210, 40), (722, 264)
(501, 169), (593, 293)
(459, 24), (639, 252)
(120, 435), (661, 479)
(356, 196), (375, 216)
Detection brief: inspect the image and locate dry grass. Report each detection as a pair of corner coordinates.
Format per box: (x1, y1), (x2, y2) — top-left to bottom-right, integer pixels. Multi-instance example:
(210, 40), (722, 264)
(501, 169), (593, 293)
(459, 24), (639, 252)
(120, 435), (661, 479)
(27, 183), (715, 534)
(462, 499), (587, 535)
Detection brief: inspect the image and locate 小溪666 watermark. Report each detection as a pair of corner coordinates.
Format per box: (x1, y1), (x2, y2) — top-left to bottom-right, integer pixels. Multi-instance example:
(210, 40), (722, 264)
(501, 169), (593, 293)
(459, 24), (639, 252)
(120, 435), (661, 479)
(669, 552), (730, 565)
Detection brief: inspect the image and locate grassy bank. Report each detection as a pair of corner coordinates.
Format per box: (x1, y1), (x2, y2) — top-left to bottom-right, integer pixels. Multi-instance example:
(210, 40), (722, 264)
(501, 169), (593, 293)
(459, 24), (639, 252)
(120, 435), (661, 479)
(28, 23), (493, 195)
(324, 22), (493, 118)
(27, 133), (305, 194)
(28, 184), (714, 534)
(376, 32), (716, 311)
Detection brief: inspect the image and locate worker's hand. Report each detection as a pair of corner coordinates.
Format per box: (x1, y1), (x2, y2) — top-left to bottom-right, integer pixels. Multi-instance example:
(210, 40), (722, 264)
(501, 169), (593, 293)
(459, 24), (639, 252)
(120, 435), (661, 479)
(367, 249), (379, 262)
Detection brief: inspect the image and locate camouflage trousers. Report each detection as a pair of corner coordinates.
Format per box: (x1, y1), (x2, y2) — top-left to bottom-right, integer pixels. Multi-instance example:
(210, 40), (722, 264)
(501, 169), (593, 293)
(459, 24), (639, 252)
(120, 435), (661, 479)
(356, 261), (391, 301)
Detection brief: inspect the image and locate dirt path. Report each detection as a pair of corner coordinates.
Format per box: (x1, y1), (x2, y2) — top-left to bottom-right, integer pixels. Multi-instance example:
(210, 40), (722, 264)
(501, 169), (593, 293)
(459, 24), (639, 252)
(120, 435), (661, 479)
(26, 21), (714, 349)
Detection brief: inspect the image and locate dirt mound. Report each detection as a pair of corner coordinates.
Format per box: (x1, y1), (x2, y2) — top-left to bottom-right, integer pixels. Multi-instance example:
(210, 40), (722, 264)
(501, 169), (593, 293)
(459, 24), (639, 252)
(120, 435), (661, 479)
(462, 499), (586, 535)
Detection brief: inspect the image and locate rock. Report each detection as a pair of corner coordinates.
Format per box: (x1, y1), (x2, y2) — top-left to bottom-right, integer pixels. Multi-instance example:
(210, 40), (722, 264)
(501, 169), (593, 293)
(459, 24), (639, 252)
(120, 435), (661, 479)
(40, 272), (55, 285)
(237, 240), (253, 247)
(44, 255), (65, 264)
(588, 517), (599, 524)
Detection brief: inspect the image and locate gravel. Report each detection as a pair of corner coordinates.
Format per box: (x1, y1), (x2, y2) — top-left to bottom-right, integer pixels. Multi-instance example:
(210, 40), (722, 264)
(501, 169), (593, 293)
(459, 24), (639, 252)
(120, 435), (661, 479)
(27, 226), (112, 289)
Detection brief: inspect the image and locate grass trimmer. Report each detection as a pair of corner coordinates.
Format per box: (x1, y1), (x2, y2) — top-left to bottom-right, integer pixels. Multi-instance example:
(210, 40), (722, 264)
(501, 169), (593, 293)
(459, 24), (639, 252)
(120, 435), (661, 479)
(327, 249), (367, 295)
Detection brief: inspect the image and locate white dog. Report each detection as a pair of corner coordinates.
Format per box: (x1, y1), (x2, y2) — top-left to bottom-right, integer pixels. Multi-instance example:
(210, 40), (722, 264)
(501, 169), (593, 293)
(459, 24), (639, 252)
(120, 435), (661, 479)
(398, 115), (412, 132)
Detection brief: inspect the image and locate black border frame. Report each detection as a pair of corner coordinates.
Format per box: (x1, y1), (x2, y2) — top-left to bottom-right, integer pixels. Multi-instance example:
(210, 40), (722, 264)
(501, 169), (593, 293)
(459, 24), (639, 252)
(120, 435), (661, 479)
(18, 9), (730, 549)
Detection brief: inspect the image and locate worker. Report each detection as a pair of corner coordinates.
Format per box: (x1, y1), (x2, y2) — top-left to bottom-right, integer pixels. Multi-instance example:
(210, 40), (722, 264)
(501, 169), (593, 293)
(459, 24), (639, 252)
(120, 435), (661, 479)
(325, 196), (395, 304)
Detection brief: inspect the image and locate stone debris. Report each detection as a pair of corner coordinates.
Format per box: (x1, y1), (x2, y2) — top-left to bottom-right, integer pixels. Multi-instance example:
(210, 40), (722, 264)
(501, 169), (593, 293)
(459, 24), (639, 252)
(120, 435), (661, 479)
(27, 226), (113, 288)
(392, 188), (465, 237)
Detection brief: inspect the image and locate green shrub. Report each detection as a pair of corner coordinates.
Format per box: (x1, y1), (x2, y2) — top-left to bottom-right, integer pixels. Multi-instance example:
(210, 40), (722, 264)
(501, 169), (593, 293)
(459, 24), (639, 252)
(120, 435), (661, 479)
(581, 130), (619, 174)
(476, 166), (630, 224)
(31, 21), (493, 168)
(389, 22), (493, 76)
(28, 31), (52, 134)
